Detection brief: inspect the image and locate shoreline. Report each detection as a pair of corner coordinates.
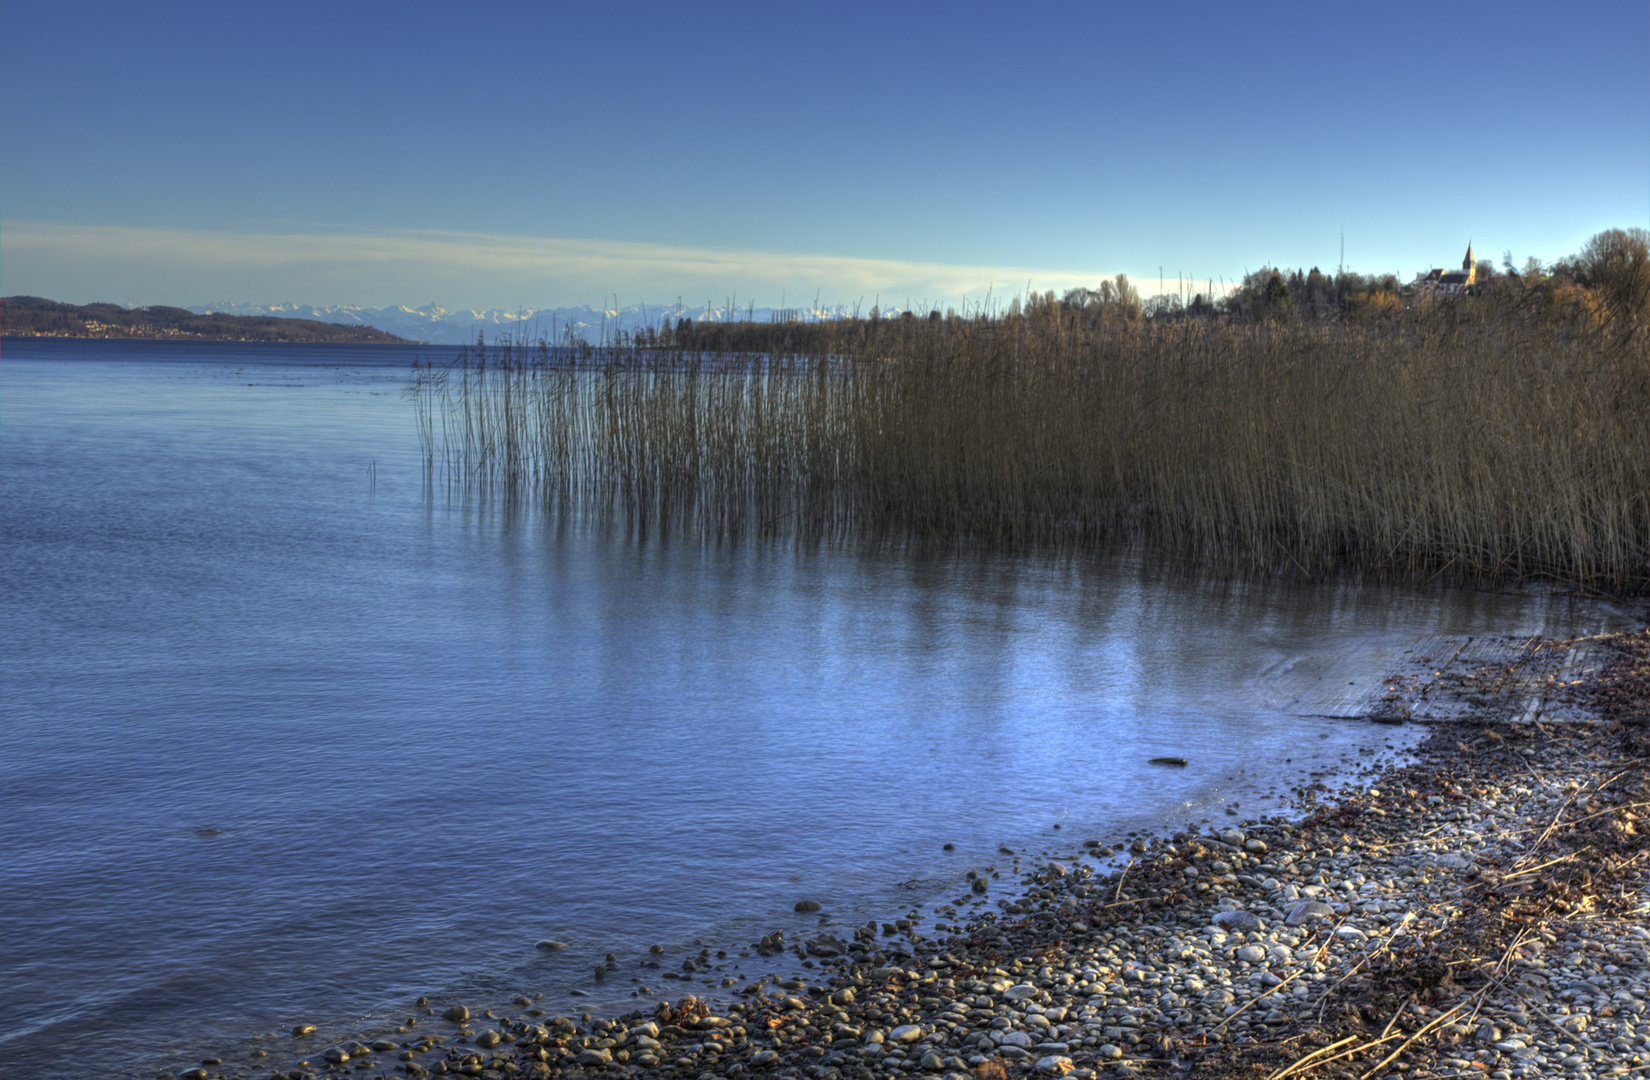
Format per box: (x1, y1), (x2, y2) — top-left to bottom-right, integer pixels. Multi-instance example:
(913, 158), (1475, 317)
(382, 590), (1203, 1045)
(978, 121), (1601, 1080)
(135, 629), (1648, 1080)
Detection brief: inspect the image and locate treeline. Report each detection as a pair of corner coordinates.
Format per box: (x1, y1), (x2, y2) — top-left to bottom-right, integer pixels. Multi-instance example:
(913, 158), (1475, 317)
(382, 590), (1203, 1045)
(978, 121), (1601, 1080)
(0, 296), (417, 343)
(612, 228), (1649, 351)
(1219, 228), (1650, 325)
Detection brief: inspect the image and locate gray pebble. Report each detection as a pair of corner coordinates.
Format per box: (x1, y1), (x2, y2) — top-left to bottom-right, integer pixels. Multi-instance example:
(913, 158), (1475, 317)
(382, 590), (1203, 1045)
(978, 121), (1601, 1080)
(1287, 900), (1336, 925)
(1212, 910), (1263, 932)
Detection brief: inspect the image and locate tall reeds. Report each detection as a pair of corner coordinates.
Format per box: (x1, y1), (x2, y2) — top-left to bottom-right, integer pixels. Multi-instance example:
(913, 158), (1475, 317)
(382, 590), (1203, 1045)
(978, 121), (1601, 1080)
(406, 299), (1650, 590)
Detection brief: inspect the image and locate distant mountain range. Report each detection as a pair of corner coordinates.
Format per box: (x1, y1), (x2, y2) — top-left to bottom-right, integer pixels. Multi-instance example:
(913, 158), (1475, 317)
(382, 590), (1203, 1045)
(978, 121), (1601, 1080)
(188, 301), (890, 345)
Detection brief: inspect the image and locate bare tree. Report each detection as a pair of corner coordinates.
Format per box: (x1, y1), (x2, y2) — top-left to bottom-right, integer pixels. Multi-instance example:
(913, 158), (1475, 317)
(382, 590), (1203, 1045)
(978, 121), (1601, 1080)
(1580, 228), (1650, 325)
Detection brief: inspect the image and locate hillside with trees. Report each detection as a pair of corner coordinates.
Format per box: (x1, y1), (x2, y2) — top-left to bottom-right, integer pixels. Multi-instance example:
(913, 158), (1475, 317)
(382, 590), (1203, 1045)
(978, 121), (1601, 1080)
(1, 296), (418, 343)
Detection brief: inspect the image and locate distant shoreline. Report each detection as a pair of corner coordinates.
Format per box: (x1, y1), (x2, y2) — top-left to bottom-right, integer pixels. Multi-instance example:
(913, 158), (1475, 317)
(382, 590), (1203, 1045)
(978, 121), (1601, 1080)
(1, 296), (421, 345)
(2, 332), (420, 344)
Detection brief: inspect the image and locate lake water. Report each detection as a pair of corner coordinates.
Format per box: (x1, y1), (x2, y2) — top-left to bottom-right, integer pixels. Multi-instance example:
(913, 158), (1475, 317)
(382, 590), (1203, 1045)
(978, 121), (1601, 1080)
(0, 338), (1636, 1078)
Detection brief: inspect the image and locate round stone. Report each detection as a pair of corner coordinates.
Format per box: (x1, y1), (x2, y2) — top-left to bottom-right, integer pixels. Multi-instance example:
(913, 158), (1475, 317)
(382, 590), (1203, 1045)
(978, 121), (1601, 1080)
(1212, 910), (1262, 932)
(1287, 900), (1335, 926)
(795, 899), (822, 912)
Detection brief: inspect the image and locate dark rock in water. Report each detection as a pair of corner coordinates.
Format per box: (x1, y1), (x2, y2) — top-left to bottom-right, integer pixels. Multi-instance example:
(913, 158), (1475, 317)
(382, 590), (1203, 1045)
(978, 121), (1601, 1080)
(806, 935), (844, 957)
(443, 1005), (470, 1023)
(535, 939), (569, 950)
(794, 899), (822, 912)
(292, 1024), (317, 1037)
(1148, 757), (1188, 766)
(942, 843), (955, 850)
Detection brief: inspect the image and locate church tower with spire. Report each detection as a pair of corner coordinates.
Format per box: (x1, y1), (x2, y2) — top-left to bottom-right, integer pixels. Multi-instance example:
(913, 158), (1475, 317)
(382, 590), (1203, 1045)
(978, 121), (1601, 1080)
(1421, 241), (1481, 296)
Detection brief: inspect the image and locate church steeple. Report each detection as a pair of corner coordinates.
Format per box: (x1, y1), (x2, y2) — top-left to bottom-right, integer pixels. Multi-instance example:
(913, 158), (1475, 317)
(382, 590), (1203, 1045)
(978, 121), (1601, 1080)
(1463, 241), (1474, 272)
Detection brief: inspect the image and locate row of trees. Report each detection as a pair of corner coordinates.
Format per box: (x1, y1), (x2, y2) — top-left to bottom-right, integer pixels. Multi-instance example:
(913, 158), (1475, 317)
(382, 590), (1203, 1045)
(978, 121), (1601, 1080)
(1211, 227), (1649, 326)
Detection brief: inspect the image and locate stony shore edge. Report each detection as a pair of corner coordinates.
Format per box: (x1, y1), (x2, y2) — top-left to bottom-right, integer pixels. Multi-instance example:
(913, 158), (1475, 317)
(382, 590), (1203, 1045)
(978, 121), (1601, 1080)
(152, 630), (1649, 1080)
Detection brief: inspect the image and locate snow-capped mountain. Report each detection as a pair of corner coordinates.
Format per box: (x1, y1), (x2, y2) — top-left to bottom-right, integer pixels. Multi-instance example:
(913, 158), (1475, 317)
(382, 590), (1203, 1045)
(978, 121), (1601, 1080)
(187, 301), (885, 345)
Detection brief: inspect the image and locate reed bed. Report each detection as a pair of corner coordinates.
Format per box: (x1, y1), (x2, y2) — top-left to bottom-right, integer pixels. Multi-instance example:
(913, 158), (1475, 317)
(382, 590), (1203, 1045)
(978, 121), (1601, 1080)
(405, 302), (1650, 591)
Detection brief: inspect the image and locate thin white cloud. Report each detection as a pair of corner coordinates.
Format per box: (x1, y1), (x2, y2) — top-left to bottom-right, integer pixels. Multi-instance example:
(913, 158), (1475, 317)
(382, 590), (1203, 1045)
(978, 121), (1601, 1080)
(0, 221), (1117, 310)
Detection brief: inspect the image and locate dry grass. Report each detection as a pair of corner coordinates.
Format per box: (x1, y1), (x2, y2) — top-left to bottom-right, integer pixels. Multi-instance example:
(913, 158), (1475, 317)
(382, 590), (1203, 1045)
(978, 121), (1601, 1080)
(405, 298), (1650, 591)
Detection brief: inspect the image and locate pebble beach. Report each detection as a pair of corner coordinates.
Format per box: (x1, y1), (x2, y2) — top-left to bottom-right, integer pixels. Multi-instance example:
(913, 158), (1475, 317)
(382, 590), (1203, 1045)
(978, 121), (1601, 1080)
(146, 629), (1649, 1080)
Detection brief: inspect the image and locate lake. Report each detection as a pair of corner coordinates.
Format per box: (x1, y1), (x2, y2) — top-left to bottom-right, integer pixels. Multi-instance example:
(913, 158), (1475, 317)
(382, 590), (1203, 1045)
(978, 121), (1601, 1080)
(0, 338), (1635, 1078)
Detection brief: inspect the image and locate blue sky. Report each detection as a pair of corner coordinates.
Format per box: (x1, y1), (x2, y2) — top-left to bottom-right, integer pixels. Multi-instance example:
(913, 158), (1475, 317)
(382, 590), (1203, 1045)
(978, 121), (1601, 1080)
(2, 0), (1646, 313)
